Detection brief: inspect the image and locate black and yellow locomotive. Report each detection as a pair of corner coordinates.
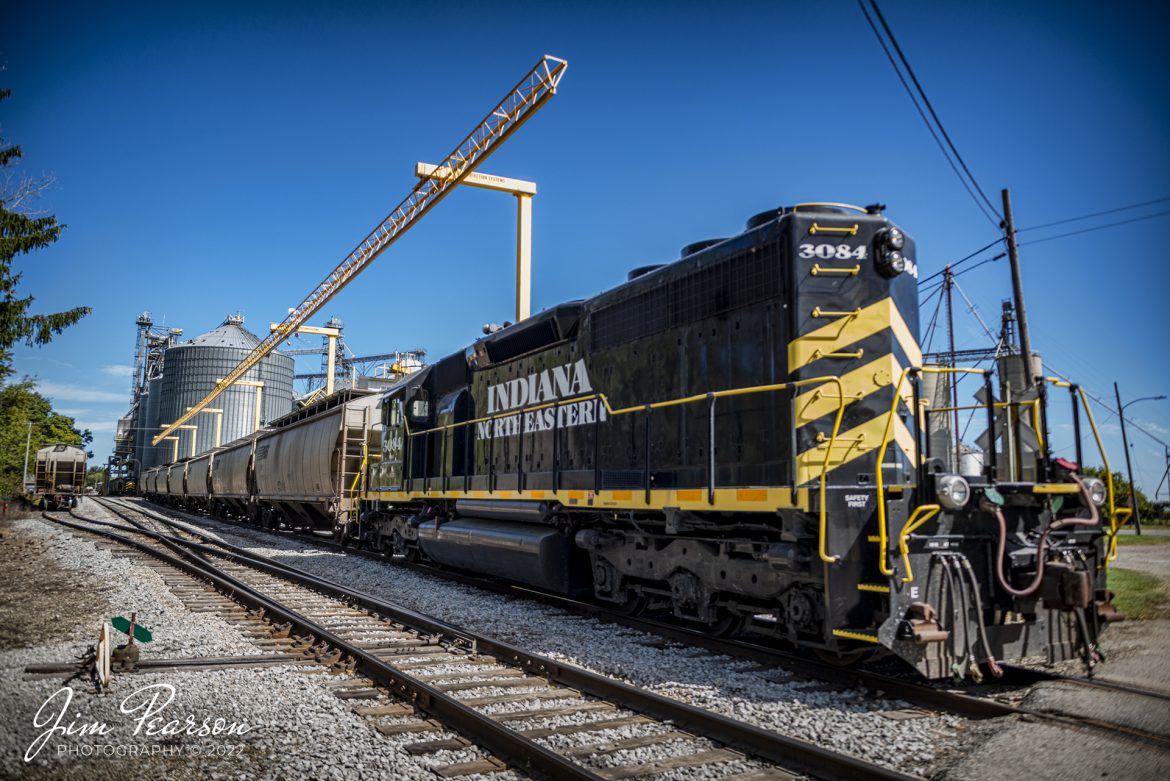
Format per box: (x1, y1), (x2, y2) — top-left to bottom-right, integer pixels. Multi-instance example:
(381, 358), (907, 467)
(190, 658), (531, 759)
(351, 203), (1117, 678)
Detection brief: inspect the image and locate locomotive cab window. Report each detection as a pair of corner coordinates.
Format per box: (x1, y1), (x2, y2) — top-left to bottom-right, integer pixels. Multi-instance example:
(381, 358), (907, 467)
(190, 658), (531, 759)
(383, 397), (404, 428)
(408, 391), (430, 422)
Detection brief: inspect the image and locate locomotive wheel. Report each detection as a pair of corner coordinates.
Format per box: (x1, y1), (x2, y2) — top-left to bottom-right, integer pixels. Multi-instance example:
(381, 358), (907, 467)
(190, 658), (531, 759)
(707, 610), (745, 638)
(814, 647), (874, 667)
(617, 594), (648, 616)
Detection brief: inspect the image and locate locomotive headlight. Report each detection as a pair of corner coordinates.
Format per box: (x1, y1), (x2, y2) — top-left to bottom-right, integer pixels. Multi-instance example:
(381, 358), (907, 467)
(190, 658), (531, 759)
(885, 227), (905, 251)
(1083, 476), (1107, 507)
(935, 474), (971, 510)
(876, 250), (907, 278)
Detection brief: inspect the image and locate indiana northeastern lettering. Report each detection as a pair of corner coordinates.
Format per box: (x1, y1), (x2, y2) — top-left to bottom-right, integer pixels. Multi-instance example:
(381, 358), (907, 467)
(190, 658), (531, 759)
(477, 359), (606, 439)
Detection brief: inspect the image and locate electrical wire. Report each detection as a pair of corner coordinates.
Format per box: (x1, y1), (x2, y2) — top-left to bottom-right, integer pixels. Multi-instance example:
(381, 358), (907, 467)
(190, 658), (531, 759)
(921, 283), (947, 353)
(1043, 363), (1168, 448)
(1018, 208), (1170, 246)
(918, 237), (1006, 286)
(857, 1), (1001, 228)
(866, 0), (1003, 225)
(1019, 195), (1170, 232)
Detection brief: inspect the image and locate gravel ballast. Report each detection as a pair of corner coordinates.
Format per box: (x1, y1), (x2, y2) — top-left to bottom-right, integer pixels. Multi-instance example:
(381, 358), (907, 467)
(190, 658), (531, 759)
(124, 499), (964, 775)
(0, 510), (519, 780)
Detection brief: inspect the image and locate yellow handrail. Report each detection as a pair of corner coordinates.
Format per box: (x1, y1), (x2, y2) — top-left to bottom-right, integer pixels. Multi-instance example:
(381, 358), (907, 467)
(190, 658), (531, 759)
(876, 366), (988, 576)
(402, 376), (849, 564)
(348, 443), (368, 509)
(898, 504), (941, 584)
(1052, 381), (1130, 563)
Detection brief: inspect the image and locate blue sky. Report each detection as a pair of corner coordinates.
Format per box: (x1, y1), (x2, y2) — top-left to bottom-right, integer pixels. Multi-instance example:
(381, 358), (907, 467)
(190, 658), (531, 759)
(4, 1), (1169, 498)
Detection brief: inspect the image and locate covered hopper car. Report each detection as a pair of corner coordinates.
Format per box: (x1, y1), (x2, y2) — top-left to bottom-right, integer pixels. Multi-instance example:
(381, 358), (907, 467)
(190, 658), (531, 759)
(32, 444), (87, 509)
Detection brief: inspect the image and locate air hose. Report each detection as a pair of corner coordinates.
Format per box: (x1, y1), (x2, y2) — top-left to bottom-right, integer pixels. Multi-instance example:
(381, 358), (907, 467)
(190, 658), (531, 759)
(957, 554), (1004, 678)
(991, 475), (1100, 598)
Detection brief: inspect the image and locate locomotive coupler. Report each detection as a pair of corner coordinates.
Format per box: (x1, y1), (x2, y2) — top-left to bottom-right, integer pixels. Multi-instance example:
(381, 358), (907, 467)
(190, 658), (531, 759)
(896, 601), (949, 644)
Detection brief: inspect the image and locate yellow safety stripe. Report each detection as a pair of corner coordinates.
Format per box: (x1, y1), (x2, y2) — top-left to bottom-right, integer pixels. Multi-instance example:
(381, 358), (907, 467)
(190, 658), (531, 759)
(793, 352), (906, 427)
(831, 629), (882, 644)
(788, 297), (922, 373)
(794, 413), (917, 486)
(856, 583), (891, 593)
(362, 486), (810, 513)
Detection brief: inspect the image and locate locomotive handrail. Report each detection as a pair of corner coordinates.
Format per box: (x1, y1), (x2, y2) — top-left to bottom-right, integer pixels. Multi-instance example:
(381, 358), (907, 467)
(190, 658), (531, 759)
(897, 503), (941, 584)
(1044, 378), (1131, 563)
(928, 399), (1046, 451)
(876, 366), (990, 577)
(400, 375), (850, 564)
(792, 202), (870, 214)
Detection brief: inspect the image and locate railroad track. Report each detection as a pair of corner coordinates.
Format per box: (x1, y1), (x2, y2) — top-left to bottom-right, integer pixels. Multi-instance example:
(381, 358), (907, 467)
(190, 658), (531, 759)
(50, 500), (920, 781)
(106, 497), (1170, 753)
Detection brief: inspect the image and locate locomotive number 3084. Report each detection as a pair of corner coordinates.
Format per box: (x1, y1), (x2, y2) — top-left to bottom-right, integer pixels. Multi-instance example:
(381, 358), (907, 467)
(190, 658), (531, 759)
(798, 243), (868, 260)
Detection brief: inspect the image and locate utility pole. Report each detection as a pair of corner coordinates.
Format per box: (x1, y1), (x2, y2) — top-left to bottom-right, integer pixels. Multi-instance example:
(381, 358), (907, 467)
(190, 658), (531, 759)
(944, 266), (960, 471)
(22, 421), (33, 490)
(1114, 382), (1142, 535)
(1001, 188), (1033, 389)
(1155, 447), (1170, 502)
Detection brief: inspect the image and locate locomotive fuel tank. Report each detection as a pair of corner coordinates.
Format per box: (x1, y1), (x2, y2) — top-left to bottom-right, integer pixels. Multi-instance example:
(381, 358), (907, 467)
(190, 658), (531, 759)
(416, 516), (590, 595)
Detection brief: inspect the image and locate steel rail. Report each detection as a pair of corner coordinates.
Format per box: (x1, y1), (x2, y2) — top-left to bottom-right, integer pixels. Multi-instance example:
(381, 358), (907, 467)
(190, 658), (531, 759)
(114, 498), (1014, 719)
(89, 499), (922, 781)
(47, 512), (606, 781)
(113, 498), (1170, 751)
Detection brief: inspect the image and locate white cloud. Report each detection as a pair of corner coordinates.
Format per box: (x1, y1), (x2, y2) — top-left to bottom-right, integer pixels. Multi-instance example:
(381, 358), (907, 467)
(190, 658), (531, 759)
(55, 408), (89, 417)
(36, 381), (127, 404)
(101, 365), (135, 378)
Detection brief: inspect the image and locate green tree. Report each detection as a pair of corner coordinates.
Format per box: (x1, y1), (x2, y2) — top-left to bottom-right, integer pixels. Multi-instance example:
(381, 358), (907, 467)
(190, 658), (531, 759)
(86, 465), (106, 491)
(0, 380), (85, 496)
(1082, 465), (1167, 524)
(1, 87), (90, 380)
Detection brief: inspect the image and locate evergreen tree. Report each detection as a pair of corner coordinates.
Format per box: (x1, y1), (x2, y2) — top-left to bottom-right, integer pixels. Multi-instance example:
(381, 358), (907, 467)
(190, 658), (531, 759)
(0, 87), (90, 379)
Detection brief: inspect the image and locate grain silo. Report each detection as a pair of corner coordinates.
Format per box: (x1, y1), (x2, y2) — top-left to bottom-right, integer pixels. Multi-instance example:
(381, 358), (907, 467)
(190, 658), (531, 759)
(139, 377), (165, 468)
(155, 315), (294, 459)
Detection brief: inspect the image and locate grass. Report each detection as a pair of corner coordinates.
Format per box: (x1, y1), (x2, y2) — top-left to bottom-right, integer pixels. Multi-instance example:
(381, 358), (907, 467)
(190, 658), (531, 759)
(1108, 567), (1170, 620)
(1114, 533), (1170, 546)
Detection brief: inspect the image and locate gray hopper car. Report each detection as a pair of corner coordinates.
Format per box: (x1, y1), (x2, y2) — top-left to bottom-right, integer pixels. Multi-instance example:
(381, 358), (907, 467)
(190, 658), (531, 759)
(143, 390), (382, 536)
(32, 444), (87, 509)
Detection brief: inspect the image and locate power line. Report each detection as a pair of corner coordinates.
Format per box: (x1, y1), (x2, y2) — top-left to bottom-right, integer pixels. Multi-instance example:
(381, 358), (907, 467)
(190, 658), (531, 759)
(1018, 208), (1170, 246)
(919, 205), (1170, 294)
(865, 0), (1003, 224)
(1043, 363), (1168, 449)
(918, 237), (1005, 285)
(857, 1), (1001, 228)
(1019, 195), (1170, 232)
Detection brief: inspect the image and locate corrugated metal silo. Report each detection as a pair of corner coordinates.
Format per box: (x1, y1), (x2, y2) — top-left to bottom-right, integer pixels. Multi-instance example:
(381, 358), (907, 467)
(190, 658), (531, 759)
(141, 377), (164, 468)
(156, 315), (294, 457)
